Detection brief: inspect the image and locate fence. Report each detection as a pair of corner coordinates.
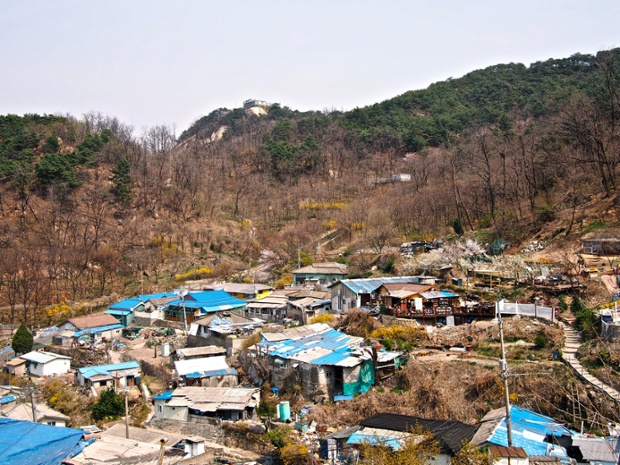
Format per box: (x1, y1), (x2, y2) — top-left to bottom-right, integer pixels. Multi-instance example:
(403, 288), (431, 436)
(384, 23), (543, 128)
(499, 302), (554, 321)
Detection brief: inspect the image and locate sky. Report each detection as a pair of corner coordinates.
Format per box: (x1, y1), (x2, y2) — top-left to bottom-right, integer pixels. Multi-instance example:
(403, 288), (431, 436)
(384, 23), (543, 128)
(1, 1), (620, 135)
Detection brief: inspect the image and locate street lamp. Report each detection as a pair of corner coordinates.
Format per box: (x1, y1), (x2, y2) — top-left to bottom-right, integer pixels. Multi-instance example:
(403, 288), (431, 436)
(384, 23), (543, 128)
(157, 437), (168, 465)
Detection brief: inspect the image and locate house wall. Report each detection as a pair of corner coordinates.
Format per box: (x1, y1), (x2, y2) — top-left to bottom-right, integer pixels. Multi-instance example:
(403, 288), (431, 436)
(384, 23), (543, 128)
(187, 374), (238, 388)
(58, 322), (78, 332)
(294, 273), (346, 286)
(4, 363), (26, 377)
(495, 457), (528, 465)
(28, 358), (70, 377)
(342, 361), (374, 396)
(187, 331), (236, 357)
(76, 368), (140, 388)
(287, 306), (304, 323)
(255, 289), (272, 299)
(134, 309), (164, 322)
(330, 283), (359, 313)
(100, 328), (123, 341)
(156, 402), (189, 421)
(243, 306), (287, 322)
(40, 416), (67, 427)
(87, 379), (114, 390)
(602, 321), (620, 341)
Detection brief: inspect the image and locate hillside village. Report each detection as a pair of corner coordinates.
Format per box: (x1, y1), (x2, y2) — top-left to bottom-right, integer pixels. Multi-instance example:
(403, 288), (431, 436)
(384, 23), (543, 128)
(2, 231), (620, 465)
(2, 45), (620, 464)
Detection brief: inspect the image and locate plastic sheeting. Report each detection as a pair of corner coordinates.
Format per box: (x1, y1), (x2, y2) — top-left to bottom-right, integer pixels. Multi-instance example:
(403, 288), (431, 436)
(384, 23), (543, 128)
(0, 418), (87, 465)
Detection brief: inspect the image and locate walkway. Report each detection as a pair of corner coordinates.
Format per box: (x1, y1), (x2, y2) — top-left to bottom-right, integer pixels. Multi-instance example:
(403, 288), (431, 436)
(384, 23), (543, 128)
(560, 321), (620, 403)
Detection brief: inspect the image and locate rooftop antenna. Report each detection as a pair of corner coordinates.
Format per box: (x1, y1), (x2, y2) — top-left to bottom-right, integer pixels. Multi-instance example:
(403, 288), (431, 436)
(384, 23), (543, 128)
(497, 300), (514, 446)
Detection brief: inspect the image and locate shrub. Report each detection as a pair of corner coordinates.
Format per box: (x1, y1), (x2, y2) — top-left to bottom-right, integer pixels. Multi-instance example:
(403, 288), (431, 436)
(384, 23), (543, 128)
(91, 388), (125, 421)
(310, 314), (334, 324)
(265, 427), (291, 448)
(175, 267), (213, 281)
(257, 398), (277, 418)
(534, 333), (548, 349)
(370, 324), (425, 350)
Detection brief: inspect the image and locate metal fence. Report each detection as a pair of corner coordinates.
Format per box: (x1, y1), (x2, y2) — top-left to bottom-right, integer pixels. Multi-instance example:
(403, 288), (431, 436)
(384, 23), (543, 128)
(499, 302), (554, 321)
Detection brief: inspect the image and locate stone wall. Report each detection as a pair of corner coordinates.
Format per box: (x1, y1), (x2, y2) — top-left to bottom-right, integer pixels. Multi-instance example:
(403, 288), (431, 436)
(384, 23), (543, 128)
(148, 416), (226, 443)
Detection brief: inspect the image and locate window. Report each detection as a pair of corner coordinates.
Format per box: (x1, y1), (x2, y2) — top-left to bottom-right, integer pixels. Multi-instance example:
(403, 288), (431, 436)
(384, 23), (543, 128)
(325, 372), (332, 378)
(157, 405), (163, 413)
(47, 421), (56, 426)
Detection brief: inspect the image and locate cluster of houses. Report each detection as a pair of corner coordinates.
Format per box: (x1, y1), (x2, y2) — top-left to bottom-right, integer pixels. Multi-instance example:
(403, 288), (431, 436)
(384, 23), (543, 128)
(3, 262), (620, 464)
(87, 265), (503, 334)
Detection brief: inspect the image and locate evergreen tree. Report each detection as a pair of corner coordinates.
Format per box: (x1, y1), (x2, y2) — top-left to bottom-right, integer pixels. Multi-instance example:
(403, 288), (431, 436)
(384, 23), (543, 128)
(11, 323), (33, 354)
(453, 218), (464, 235)
(110, 158), (133, 202)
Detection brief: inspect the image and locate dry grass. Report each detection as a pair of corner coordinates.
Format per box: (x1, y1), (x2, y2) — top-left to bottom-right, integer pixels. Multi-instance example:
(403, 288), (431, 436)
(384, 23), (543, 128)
(307, 357), (620, 432)
(336, 309), (380, 338)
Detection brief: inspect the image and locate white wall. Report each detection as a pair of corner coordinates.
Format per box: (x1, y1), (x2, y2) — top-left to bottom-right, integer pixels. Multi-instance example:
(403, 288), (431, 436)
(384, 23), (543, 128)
(29, 358), (70, 377)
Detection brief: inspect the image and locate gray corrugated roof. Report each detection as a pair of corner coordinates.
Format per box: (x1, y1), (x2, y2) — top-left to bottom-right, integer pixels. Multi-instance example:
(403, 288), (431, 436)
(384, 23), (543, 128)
(293, 263), (349, 275)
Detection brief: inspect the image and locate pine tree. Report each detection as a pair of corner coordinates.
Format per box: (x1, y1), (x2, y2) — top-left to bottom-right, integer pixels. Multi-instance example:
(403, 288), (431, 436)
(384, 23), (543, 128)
(11, 323), (33, 355)
(110, 158), (133, 202)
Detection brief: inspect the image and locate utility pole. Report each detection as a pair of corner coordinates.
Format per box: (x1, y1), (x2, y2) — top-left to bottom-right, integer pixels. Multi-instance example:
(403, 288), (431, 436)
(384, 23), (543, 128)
(497, 300), (513, 447)
(29, 389), (37, 423)
(124, 388), (129, 439)
(175, 288), (189, 336)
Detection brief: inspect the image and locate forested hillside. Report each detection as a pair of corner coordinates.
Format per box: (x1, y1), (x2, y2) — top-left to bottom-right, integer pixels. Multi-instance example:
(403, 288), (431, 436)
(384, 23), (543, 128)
(1, 48), (620, 327)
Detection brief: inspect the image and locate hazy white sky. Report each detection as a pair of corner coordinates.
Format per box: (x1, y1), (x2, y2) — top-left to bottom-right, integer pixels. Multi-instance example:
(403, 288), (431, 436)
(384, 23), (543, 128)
(1, 1), (619, 134)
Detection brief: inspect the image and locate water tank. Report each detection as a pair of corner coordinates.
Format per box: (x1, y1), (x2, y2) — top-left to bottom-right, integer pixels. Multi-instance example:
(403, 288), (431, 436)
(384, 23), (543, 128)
(278, 401), (291, 421)
(160, 343), (170, 357)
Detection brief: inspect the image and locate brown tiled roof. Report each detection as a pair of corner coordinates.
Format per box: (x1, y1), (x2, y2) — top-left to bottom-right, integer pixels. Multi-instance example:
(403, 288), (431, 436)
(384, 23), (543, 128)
(489, 445), (528, 458)
(67, 313), (120, 330)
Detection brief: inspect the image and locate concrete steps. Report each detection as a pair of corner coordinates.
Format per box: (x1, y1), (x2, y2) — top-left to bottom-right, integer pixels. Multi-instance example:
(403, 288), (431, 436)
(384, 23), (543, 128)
(560, 321), (620, 402)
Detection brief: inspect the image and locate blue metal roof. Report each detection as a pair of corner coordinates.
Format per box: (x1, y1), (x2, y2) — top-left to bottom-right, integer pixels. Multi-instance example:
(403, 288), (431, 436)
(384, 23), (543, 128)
(138, 292), (178, 301)
(153, 391), (173, 401)
(166, 290), (247, 312)
(105, 309), (131, 316)
(335, 277), (424, 295)
(0, 395), (16, 405)
(186, 367), (238, 379)
(109, 298), (144, 311)
(420, 290), (458, 299)
(73, 323), (123, 338)
(488, 406), (573, 458)
(311, 347), (356, 366)
(0, 418), (88, 465)
(78, 361), (140, 380)
(264, 328), (361, 364)
(347, 431), (403, 449)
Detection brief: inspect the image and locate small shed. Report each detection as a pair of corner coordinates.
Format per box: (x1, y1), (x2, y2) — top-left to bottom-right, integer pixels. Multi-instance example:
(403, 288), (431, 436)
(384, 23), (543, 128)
(174, 356), (238, 387)
(75, 361), (141, 390)
(3, 358), (27, 377)
(104, 298), (145, 327)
